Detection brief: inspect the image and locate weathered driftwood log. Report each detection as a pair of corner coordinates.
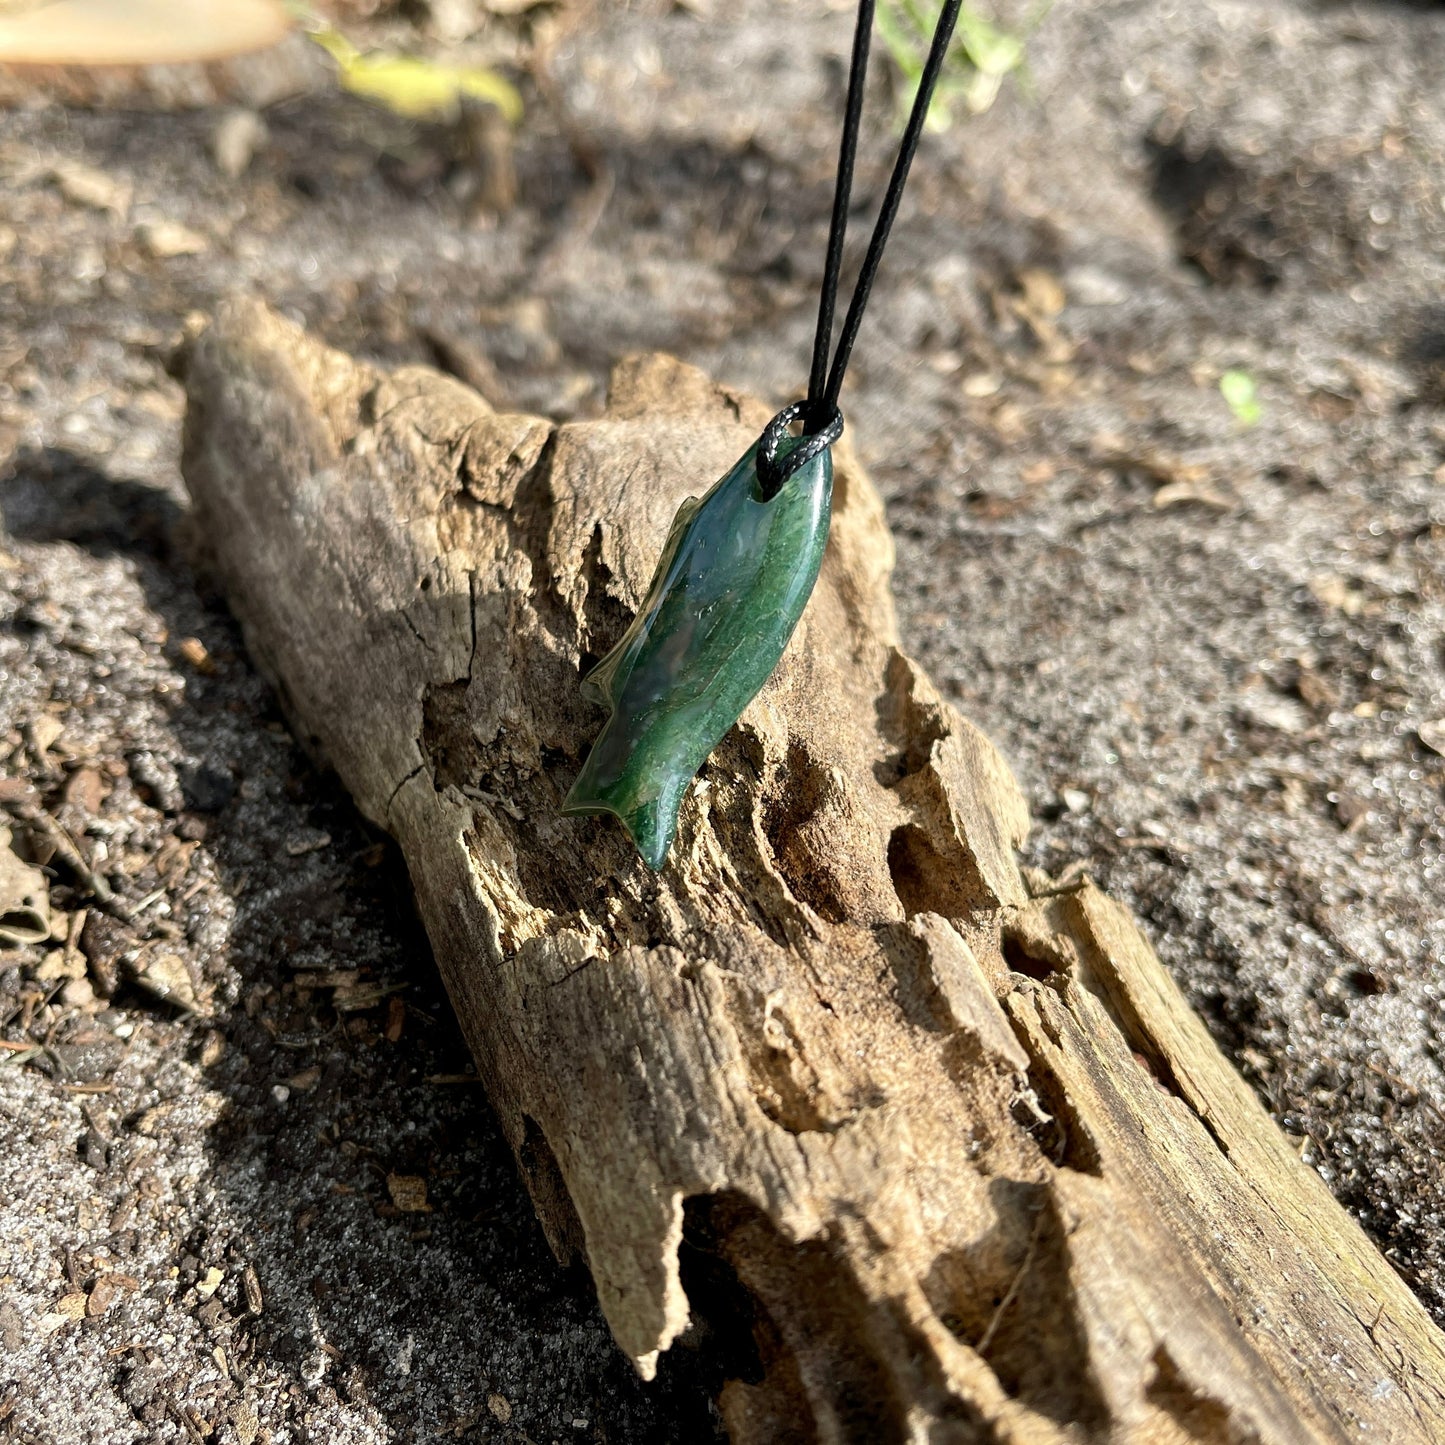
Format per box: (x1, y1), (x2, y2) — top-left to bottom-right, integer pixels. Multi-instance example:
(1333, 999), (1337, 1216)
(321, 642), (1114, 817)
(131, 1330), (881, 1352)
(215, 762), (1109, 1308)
(178, 300), (1445, 1444)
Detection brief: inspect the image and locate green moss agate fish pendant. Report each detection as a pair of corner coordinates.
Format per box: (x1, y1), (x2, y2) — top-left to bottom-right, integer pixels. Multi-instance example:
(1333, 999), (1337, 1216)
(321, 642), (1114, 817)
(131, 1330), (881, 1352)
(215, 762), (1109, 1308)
(562, 407), (840, 869)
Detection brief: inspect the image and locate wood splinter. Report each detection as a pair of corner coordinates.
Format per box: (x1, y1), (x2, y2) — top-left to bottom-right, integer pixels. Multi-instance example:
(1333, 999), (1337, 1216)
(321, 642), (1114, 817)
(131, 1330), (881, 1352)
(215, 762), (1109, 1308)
(179, 299), (1445, 1444)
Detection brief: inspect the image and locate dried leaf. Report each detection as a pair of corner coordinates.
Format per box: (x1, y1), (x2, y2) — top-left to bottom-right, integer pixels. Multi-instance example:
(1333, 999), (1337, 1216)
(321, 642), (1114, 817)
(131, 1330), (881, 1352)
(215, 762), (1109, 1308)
(133, 1091), (227, 1137)
(0, 824), (49, 946)
(177, 635), (216, 672)
(233, 1402), (260, 1445)
(384, 995), (405, 1042)
(311, 27), (523, 124)
(332, 981), (404, 1012)
(1153, 478), (1235, 510)
(242, 1265), (263, 1315)
(132, 950), (207, 1014)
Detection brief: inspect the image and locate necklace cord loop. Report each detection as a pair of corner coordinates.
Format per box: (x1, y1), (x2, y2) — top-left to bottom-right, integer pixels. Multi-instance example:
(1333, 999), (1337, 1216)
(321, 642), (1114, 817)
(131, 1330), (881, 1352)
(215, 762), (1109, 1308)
(756, 400), (844, 502)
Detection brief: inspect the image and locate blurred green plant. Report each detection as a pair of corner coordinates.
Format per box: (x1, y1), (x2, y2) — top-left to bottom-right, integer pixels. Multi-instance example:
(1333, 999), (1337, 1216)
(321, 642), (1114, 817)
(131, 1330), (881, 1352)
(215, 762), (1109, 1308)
(875, 0), (1035, 126)
(297, 7), (523, 125)
(1219, 368), (1262, 426)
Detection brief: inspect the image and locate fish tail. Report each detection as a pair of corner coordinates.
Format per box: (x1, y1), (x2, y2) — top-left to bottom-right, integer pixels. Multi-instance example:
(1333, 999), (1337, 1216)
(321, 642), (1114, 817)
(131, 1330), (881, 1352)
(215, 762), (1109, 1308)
(562, 735), (680, 871)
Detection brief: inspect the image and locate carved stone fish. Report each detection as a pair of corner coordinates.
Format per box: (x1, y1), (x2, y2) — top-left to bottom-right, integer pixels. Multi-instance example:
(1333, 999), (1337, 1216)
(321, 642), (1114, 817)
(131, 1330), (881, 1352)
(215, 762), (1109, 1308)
(562, 438), (833, 869)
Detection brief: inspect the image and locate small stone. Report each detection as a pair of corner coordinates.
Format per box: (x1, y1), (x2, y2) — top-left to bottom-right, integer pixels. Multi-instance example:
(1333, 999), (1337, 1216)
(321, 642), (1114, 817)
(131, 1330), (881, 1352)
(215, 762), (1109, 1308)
(285, 829), (332, 856)
(55, 1292), (88, 1321)
(1065, 264), (1129, 306)
(1296, 668), (1337, 710)
(1309, 573), (1366, 618)
(26, 715), (64, 759)
(1017, 267), (1066, 318)
(36, 947), (85, 982)
(213, 109), (267, 179)
(1237, 695), (1309, 735)
(195, 1266), (225, 1301)
(1061, 788), (1091, 815)
(271, 1085), (290, 1105)
(63, 766), (106, 816)
(51, 161), (130, 216)
(137, 220), (208, 259)
(487, 1394), (512, 1424)
(1417, 719), (1445, 756)
(61, 976), (97, 1010)
(86, 1273), (136, 1318)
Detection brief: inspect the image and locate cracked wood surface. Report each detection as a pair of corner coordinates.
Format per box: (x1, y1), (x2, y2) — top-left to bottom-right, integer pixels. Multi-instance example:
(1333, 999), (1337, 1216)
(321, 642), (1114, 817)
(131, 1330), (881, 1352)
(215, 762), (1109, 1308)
(178, 299), (1445, 1444)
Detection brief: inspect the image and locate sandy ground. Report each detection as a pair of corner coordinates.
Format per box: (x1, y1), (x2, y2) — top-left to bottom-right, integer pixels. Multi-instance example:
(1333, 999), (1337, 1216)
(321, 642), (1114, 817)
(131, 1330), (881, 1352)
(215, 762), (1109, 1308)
(1, 0), (1442, 1440)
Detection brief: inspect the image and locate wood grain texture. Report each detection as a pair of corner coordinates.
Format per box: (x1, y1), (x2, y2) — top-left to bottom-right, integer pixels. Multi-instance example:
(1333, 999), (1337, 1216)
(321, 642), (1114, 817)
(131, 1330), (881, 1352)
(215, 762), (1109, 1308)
(178, 299), (1445, 1444)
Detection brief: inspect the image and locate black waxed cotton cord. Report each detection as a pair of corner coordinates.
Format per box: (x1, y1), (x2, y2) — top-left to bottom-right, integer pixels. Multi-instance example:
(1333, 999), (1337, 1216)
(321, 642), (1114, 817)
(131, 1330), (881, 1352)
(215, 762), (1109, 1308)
(757, 0), (965, 501)
(807, 0), (876, 413)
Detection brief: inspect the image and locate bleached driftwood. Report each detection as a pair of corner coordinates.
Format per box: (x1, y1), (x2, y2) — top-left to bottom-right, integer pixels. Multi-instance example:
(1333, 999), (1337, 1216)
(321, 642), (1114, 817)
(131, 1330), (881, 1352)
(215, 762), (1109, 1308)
(179, 300), (1445, 1444)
